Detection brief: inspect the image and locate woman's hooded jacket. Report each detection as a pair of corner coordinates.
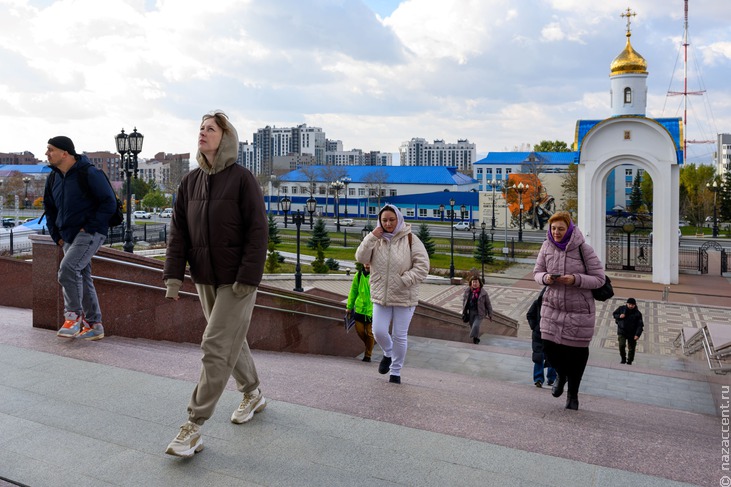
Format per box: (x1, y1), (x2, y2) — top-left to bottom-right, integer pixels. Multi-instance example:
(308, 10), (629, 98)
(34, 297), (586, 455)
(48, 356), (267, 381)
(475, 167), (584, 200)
(355, 205), (429, 307)
(533, 226), (606, 348)
(163, 115), (268, 297)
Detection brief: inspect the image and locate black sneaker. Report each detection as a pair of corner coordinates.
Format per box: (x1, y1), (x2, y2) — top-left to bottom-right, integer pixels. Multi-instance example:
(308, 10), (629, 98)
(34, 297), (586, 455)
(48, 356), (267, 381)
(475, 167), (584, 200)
(551, 376), (566, 398)
(378, 356), (392, 374)
(362, 356), (371, 362)
(389, 375), (401, 384)
(534, 381), (543, 388)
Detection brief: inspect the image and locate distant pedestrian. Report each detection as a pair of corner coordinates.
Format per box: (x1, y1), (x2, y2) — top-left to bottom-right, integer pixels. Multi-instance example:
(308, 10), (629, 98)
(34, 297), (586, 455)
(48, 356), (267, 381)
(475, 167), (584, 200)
(355, 204), (430, 384)
(462, 276), (492, 344)
(163, 110), (269, 457)
(612, 297), (644, 365)
(526, 287), (557, 388)
(347, 263), (374, 362)
(44, 136), (118, 341)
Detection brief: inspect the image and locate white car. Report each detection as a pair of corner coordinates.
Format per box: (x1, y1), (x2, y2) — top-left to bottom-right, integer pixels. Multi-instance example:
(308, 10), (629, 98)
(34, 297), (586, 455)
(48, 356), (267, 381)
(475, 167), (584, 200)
(132, 210), (152, 219)
(341, 218), (355, 227)
(159, 208), (173, 218)
(453, 221), (471, 231)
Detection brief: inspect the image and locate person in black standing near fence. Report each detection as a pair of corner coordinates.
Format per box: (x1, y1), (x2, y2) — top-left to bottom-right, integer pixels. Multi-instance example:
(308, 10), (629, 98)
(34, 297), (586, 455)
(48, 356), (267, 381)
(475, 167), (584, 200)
(613, 297), (644, 365)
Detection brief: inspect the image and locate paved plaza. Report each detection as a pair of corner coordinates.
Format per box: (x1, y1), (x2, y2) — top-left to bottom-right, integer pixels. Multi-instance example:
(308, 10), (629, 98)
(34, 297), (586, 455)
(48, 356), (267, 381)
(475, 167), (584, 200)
(0, 264), (729, 486)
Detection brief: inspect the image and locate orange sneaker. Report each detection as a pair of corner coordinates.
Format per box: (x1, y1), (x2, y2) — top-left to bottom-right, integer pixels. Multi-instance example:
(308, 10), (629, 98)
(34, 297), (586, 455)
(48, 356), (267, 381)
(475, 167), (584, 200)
(57, 313), (83, 338)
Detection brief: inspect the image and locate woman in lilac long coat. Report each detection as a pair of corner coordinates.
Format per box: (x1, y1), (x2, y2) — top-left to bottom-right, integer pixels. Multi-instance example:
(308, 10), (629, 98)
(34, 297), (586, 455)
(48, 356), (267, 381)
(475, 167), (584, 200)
(533, 211), (606, 410)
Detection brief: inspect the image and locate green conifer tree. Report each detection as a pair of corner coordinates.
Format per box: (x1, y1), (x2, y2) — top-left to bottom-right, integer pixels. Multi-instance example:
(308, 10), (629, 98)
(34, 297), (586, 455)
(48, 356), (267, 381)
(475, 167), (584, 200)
(307, 217), (331, 250)
(268, 214), (281, 245)
(311, 243), (329, 273)
(628, 173), (643, 213)
(474, 230), (494, 267)
(417, 222), (436, 257)
(265, 241), (280, 273)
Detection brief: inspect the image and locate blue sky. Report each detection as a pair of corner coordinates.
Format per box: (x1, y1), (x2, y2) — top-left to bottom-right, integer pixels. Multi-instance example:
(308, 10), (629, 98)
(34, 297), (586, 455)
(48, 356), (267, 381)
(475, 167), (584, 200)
(1, 0), (729, 166)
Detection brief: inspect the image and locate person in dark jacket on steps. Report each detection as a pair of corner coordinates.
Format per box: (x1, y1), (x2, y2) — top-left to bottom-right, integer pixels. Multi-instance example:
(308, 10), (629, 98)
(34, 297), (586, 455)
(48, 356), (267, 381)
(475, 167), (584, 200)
(163, 110), (268, 458)
(612, 297), (644, 365)
(526, 287), (557, 388)
(44, 136), (118, 341)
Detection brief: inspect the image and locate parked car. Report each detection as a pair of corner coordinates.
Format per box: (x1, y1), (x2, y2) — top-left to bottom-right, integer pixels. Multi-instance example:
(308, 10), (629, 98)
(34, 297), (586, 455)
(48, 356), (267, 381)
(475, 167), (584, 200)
(453, 221), (471, 231)
(341, 218), (355, 227)
(2, 218), (15, 228)
(159, 208), (173, 218)
(132, 210), (152, 219)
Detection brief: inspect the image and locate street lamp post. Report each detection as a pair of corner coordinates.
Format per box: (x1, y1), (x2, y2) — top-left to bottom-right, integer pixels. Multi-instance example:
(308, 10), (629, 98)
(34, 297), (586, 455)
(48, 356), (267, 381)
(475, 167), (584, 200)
(439, 204), (445, 222)
(115, 127), (144, 253)
(293, 210), (304, 292)
(707, 180), (720, 238)
(449, 197), (455, 280)
(342, 177), (351, 218)
(471, 223), (477, 242)
(306, 196), (317, 229)
(280, 196), (291, 229)
(22, 177), (31, 209)
(480, 221), (487, 281)
(331, 180), (344, 232)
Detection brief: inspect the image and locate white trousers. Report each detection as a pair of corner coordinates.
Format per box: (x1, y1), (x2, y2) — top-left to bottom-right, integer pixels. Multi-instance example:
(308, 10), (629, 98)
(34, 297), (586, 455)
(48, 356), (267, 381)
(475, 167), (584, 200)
(372, 303), (416, 376)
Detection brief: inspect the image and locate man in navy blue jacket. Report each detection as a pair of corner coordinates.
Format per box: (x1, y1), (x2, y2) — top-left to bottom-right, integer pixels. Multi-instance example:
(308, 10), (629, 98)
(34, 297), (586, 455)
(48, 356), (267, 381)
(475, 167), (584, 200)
(44, 136), (117, 340)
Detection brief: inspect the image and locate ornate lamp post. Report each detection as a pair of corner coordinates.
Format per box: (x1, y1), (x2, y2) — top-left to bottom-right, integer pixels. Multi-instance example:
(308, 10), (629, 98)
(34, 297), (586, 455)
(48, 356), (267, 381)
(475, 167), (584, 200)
(331, 180), (344, 232)
(490, 179), (502, 230)
(460, 204), (466, 223)
(439, 204), (445, 222)
(449, 197), (455, 280)
(480, 221), (487, 281)
(22, 177), (31, 209)
(471, 223), (477, 242)
(306, 196), (317, 229)
(280, 196), (291, 228)
(510, 182), (529, 243)
(115, 127), (143, 253)
(342, 177), (351, 218)
(292, 210), (305, 292)
(707, 180), (720, 238)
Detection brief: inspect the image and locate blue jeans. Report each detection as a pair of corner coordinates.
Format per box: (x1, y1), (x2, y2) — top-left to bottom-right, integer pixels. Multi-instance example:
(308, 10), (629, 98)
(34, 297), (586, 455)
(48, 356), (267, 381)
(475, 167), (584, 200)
(59, 231), (106, 323)
(533, 358), (557, 384)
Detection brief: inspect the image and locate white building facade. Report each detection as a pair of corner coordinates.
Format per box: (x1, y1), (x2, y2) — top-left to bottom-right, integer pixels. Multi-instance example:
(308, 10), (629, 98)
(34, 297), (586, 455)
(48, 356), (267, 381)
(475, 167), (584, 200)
(399, 138), (476, 172)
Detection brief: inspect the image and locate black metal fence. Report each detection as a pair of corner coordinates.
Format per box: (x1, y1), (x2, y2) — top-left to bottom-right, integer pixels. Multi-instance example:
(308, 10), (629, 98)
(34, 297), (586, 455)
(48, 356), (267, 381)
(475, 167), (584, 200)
(0, 223), (169, 256)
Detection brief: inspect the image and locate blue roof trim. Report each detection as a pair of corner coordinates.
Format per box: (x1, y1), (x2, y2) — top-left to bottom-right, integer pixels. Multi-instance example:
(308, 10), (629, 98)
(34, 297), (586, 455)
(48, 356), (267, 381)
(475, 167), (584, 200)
(279, 165), (476, 186)
(575, 117), (683, 164)
(474, 152), (578, 166)
(0, 164), (52, 174)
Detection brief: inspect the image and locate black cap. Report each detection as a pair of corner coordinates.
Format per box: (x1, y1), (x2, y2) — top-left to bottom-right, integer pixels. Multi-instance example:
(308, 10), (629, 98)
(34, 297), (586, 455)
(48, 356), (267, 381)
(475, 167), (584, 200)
(627, 298), (637, 305)
(47, 136), (76, 156)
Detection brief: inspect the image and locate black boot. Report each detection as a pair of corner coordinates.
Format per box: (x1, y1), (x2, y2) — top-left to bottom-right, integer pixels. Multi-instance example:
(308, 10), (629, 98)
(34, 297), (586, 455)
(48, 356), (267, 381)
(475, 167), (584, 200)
(378, 356), (392, 375)
(389, 375), (401, 384)
(565, 393), (579, 410)
(551, 375), (566, 398)
(620, 357), (626, 364)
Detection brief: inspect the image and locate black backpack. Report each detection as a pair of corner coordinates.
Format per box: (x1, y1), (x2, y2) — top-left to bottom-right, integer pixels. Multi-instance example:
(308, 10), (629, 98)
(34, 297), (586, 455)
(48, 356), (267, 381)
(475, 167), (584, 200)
(47, 166), (124, 227)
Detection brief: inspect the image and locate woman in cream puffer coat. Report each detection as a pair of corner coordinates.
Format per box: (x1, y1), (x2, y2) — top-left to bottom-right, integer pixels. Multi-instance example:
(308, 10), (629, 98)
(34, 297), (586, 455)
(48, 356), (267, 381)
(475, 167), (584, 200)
(533, 211), (606, 411)
(355, 205), (429, 384)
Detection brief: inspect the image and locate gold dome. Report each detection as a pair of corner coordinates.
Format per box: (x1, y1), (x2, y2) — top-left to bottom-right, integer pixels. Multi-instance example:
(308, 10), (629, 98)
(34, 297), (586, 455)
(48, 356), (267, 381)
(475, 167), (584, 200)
(610, 33), (648, 75)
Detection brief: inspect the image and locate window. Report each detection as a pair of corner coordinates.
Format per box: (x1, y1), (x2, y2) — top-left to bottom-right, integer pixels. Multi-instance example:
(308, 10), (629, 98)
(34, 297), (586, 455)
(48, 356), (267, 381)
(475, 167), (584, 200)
(318, 186), (326, 195)
(281, 186), (288, 194)
(291, 186), (297, 194)
(405, 209), (414, 217)
(625, 169), (633, 176)
(626, 181), (633, 188)
(477, 168), (483, 175)
(496, 168), (502, 175)
(348, 188), (355, 196)
(358, 187), (365, 196)
(433, 209), (441, 218)
(505, 168), (512, 175)
(390, 189), (397, 197)
(624, 87), (632, 104)
(485, 169), (492, 176)
(419, 208), (427, 217)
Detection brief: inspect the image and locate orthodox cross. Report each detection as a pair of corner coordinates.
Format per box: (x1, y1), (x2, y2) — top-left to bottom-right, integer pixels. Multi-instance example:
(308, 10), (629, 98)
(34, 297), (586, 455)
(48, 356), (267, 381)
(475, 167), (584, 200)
(621, 7), (637, 36)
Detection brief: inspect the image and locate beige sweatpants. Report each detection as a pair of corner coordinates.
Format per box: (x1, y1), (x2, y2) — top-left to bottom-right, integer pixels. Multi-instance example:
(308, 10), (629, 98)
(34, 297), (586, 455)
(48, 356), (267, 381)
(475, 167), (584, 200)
(187, 283), (260, 425)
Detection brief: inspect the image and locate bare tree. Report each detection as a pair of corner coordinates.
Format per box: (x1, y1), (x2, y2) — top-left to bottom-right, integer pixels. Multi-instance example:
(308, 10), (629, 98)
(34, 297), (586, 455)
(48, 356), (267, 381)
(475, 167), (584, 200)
(560, 163), (578, 218)
(363, 168), (389, 211)
(318, 166), (348, 216)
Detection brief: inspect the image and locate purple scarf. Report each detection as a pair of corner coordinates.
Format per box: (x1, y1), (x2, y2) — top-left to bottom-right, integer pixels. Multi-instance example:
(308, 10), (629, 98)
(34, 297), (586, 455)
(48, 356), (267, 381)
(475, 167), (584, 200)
(548, 222), (575, 251)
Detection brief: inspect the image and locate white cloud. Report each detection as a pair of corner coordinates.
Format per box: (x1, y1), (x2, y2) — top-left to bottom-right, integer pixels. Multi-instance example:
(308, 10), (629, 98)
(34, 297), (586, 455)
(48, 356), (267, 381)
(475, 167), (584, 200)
(0, 0), (727, 166)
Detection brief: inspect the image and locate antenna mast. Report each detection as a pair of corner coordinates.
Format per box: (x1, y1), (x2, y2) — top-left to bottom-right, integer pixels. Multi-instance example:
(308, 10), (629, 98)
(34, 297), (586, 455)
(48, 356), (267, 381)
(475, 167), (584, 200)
(667, 0), (712, 162)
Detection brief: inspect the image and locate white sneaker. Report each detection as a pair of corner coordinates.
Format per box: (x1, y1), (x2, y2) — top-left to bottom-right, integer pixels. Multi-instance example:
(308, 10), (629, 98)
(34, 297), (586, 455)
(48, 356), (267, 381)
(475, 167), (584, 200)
(165, 421), (203, 457)
(231, 388), (267, 424)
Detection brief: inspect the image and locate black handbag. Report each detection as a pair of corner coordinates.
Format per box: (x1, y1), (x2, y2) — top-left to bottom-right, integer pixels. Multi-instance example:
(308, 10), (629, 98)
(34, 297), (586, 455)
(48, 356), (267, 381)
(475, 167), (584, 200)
(578, 244), (614, 301)
(461, 299), (470, 323)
